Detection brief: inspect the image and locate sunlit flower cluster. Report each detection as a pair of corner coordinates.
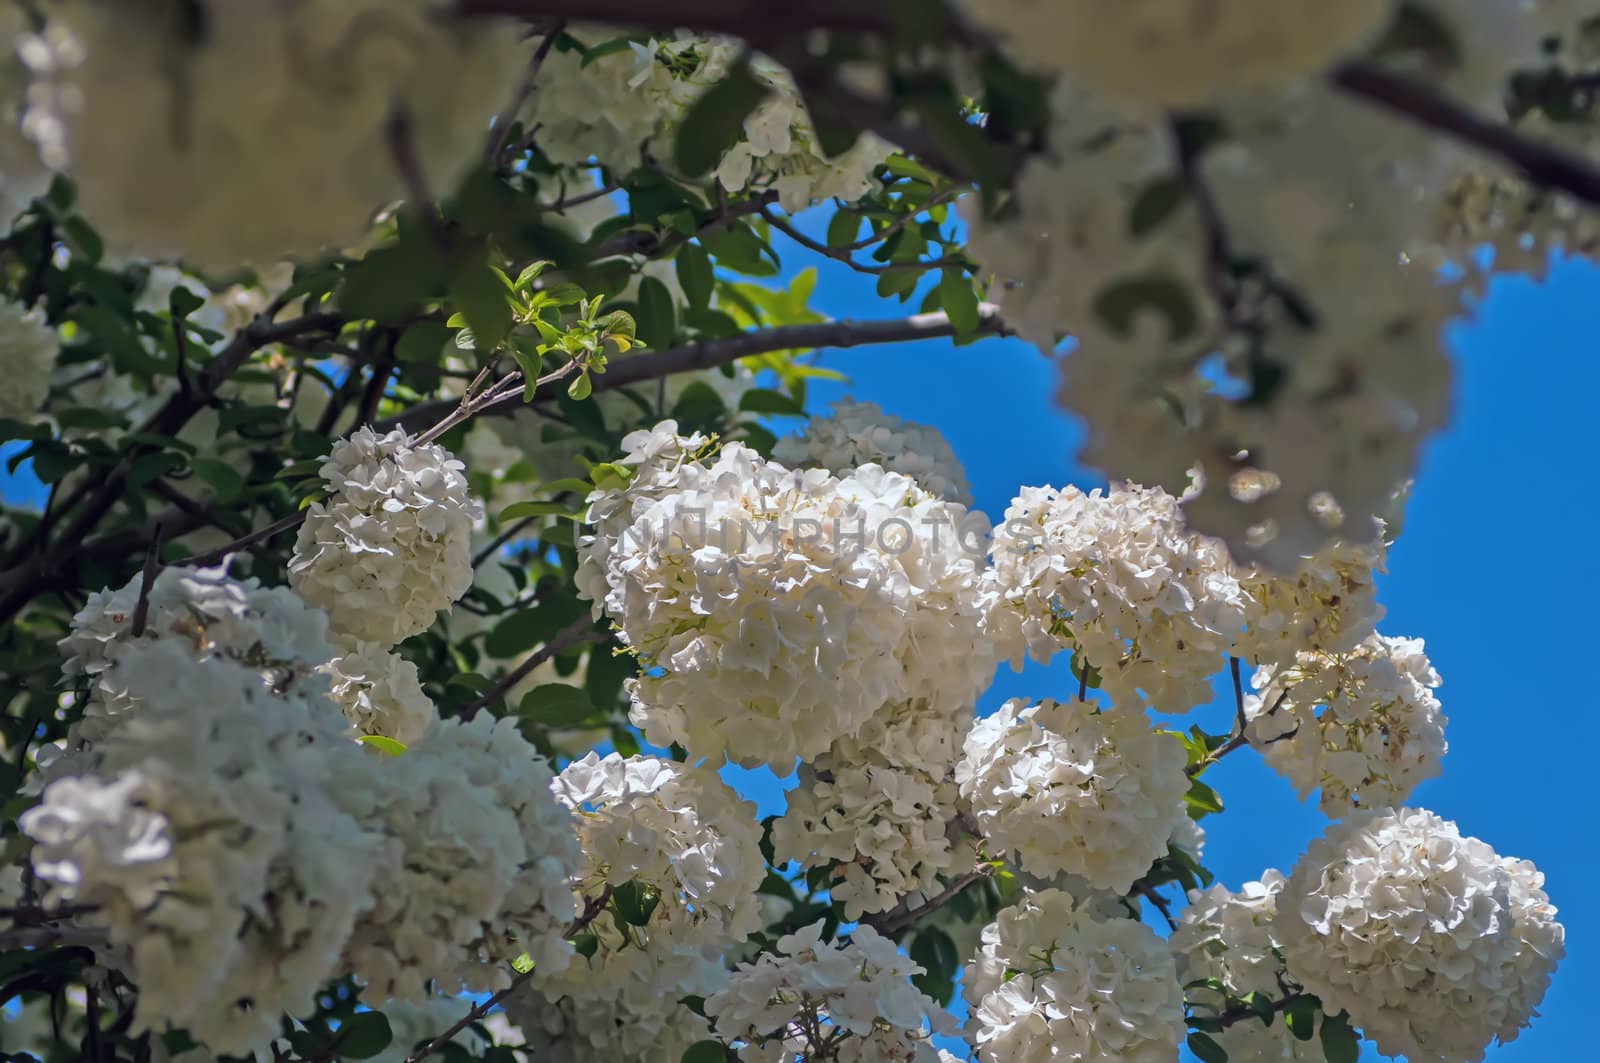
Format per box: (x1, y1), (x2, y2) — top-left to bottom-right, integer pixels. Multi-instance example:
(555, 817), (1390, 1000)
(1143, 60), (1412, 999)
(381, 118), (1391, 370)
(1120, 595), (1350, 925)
(17, 0), (528, 265)
(321, 642), (437, 746)
(964, 887), (1185, 1062)
(955, 697), (1189, 892)
(705, 921), (957, 1061)
(774, 398), (974, 505)
(1278, 807), (1564, 1063)
(0, 296), (58, 421)
(505, 974), (718, 1063)
(290, 427), (480, 648)
(1236, 536), (1388, 668)
(991, 481), (1245, 712)
(1247, 633), (1447, 814)
(577, 421), (1001, 766)
(548, 753), (764, 989)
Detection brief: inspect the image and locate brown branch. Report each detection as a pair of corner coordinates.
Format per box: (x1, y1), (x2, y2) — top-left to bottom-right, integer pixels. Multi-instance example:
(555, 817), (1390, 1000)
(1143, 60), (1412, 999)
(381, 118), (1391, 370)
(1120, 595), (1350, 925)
(127, 524), (163, 637)
(862, 867), (991, 937)
(1132, 879), (1178, 931)
(457, 613), (607, 718)
(760, 206), (966, 275)
(175, 510), (308, 569)
(1229, 656), (1247, 735)
(1334, 60), (1600, 209)
(488, 19), (566, 162)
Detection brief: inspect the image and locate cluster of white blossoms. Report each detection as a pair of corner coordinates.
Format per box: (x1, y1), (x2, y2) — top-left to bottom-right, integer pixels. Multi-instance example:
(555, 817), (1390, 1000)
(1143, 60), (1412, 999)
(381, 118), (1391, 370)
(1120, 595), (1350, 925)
(965, 888), (1186, 1062)
(704, 921), (957, 1062)
(336, 714), (583, 1001)
(991, 481), (1246, 712)
(775, 696), (973, 919)
(1170, 872), (1328, 1060)
(527, 29), (888, 210)
(290, 427), (479, 648)
(958, 0), (1396, 106)
(955, 697), (1189, 892)
(1247, 633), (1448, 814)
(1278, 808), (1565, 1063)
(505, 979), (716, 1063)
(0, 295), (59, 421)
(23, 638), (384, 1055)
(576, 420), (1003, 766)
(320, 642), (437, 746)
(8, 0), (527, 266)
(547, 753), (765, 989)
(55, 564), (336, 750)
(1234, 535), (1387, 668)
(774, 398), (975, 505)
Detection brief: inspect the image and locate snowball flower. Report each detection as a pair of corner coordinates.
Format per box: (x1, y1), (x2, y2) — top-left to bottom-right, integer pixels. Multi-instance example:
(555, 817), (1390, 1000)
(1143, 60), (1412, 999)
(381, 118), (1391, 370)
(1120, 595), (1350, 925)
(991, 482), (1245, 712)
(577, 422), (1002, 765)
(956, 698), (1189, 892)
(1247, 634), (1447, 815)
(774, 398), (974, 505)
(322, 642), (437, 745)
(290, 427), (480, 648)
(959, 0), (1396, 107)
(337, 714), (582, 1001)
(1278, 807), (1564, 1063)
(29, 1), (528, 266)
(965, 888), (1185, 1063)
(706, 921), (956, 1061)
(548, 753), (765, 990)
(0, 296), (57, 420)
(1170, 872), (1327, 1060)
(1237, 536), (1387, 668)
(505, 966), (720, 1063)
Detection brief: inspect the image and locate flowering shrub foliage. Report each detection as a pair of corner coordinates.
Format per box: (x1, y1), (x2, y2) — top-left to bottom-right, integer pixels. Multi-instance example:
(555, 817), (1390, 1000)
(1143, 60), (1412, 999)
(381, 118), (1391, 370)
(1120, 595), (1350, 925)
(0, 2), (1578, 1062)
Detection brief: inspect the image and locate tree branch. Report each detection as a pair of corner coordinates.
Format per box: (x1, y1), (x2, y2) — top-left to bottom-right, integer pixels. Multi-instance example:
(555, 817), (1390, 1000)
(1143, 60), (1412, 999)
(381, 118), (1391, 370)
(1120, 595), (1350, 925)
(456, 614), (608, 719)
(1333, 60), (1600, 209)
(862, 867), (991, 937)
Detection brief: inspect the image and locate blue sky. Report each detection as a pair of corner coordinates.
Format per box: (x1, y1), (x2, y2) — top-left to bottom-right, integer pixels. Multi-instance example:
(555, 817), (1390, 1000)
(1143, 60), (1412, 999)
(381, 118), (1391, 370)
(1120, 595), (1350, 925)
(753, 213), (1600, 1060)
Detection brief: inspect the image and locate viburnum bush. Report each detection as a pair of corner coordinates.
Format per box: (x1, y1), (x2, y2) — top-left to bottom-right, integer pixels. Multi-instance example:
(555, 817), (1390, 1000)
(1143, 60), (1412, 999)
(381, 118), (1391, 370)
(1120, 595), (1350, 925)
(0, 2), (1581, 1061)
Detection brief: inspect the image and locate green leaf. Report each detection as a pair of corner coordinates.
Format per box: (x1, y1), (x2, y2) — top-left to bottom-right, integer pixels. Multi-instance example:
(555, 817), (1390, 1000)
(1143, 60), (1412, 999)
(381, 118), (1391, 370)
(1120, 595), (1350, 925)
(701, 222), (779, 277)
(681, 1040), (729, 1063)
(60, 215), (104, 264)
(188, 458), (244, 503)
(357, 735), (408, 757)
(826, 210), (863, 249)
(939, 268), (981, 333)
(1129, 176), (1188, 237)
(1319, 1011), (1360, 1063)
(589, 462), (634, 491)
(1283, 996), (1320, 1042)
(168, 285), (206, 319)
(737, 389), (805, 417)
(485, 600), (586, 660)
(328, 1011), (393, 1059)
(450, 257), (515, 353)
(612, 879), (663, 927)
(395, 321), (452, 365)
(517, 683), (600, 728)
(126, 451), (185, 489)
(1093, 272), (1200, 342)
(1187, 1031), (1229, 1063)
(676, 243), (715, 312)
(636, 276), (677, 350)
(535, 477), (594, 497)
(498, 499), (577, 521)
(1185, 778), (1225, 817)
(568, 372), (593, 400)
(673, 61), (773, 178)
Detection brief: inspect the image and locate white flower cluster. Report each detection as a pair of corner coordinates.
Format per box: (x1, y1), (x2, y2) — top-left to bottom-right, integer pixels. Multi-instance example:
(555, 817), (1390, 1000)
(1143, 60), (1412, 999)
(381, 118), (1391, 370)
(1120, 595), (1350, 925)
(548, 753), (764, 989)
(1248, 634), (1447, 815)
(505, 977), (717, 1063)
(956, 698), (1188, 892)
(965, 888), (1185, 1063)
(337, 714), (583, 1001)
(290, 427), (480, 648)
(1235, 536), (1387, 668)
(23, 638), (382, 1056)
(773, 398), (974, 505)
(528, 30), (887, 210)
(991, 482), (1245, 712)
(57, 564), (335, 749)
(1170, 873), (1327, 1061)
(1279, 807), (1564, 1063)
(958, 0), (1396, 106)
(0, 295), (59, 421)
(775, 696), (973, 919)
(577, 421), (1002, 766)
(321, 642), (437, 745)
(16, 1), (527, 265)
(705, 921), (956, 1062)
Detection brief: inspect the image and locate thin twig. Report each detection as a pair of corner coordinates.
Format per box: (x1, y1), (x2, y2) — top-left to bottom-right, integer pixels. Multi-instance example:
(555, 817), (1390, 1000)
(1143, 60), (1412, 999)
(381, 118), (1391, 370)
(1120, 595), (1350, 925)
(760, 207), (965, 275)
(127, 524), (163, 637)
(1132, 879), (1178, 931)
(472, 514), (541, 568)
(488, 20), (566, 162)
(1229, 656), (1247, 735)
(175, 510), (306, 569)
(458, 614), (606, 718)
